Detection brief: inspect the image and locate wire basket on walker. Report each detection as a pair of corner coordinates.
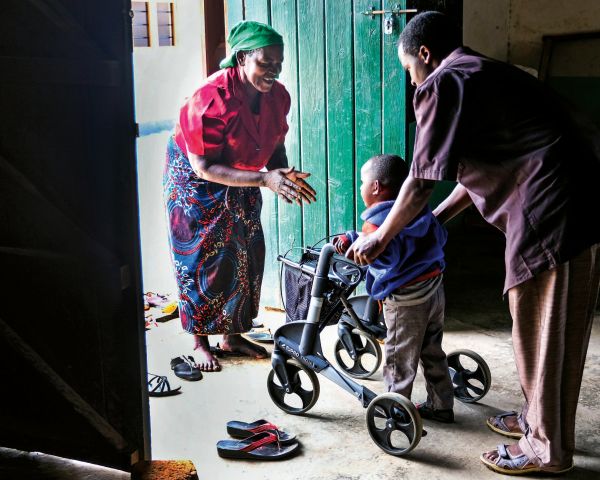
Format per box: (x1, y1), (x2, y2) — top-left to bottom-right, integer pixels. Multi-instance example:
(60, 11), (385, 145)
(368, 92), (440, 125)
(267, 242), (492, 456)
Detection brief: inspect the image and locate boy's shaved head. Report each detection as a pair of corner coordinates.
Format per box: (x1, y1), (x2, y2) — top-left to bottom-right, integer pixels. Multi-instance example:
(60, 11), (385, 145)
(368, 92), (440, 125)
(364, 154), (409, 196)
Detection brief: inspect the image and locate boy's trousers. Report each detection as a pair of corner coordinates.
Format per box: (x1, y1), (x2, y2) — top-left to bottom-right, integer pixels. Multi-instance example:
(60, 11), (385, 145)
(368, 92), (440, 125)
(382, 281), (454, 409)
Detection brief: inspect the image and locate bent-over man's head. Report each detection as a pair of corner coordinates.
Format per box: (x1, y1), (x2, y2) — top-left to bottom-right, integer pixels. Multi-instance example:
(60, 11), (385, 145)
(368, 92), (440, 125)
(398, 11), (461, 87)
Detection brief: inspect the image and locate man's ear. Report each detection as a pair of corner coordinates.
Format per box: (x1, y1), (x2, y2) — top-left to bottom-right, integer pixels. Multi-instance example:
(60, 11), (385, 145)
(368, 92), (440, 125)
(418, 45), (432, 64)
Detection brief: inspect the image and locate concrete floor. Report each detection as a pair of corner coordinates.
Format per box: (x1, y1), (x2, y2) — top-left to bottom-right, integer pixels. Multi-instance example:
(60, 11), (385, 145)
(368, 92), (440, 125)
(146, 305), (600, 480)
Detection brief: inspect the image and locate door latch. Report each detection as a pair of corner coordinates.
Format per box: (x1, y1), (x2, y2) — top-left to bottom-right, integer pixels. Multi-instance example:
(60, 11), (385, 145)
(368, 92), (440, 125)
(384, 12), (394, 35)
(361, 5), (417, 35)
(361, 6), (417, 18)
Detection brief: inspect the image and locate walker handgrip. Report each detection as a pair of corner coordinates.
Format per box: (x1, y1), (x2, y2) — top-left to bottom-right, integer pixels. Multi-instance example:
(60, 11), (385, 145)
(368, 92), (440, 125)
(277, 255), (318, 276)
(299, 244), (336, 355)
(310, 243), (336, 297)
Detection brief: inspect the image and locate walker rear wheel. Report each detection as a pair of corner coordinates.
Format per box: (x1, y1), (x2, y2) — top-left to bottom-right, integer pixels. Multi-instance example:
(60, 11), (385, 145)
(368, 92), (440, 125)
(267, 359), (320, 415)
(447, 349), (492, 403)
(334, 329), (382, 379)
(366, 393), (422, 456)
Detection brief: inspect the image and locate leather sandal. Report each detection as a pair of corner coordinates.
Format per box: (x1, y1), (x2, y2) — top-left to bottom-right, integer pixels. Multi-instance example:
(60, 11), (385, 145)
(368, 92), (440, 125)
(170, 355), (203, 381)
(486, 411), (524, 438)
(147, 373), (181, 397)
(480, 444), (574, 475)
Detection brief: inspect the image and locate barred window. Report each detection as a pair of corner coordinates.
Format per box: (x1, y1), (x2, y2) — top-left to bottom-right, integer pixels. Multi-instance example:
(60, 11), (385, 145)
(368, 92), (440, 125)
(132, 2), (150, 47)
(157, 2), (175, 47)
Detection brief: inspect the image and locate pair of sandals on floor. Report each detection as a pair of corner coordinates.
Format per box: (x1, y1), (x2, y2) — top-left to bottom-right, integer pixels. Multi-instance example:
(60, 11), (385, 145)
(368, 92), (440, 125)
(482, 411), (573, 475)
(217, 419), (299, 460)
(147, 355), (204, 397)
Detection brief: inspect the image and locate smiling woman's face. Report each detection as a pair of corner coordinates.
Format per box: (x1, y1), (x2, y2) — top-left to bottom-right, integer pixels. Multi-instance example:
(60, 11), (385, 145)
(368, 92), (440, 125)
(240, 45), (284, 94)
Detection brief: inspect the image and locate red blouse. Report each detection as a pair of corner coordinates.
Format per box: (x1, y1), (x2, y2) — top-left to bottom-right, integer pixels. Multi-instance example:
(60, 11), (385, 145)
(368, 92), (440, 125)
(174, 67), (291, 171)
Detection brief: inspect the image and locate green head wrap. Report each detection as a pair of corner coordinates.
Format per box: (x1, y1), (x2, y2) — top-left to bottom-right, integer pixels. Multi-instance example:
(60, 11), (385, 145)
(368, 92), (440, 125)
(219, 20), (284, 69)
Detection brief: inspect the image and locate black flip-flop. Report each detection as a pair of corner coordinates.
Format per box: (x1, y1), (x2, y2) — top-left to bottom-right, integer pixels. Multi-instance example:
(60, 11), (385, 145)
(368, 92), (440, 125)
(170, 355), (203, 381)
(209, 343), (245, 358)
(244, 330), (274, 343)
(227, 419), (296, 444)
(216, 431), (299, 460)
(148, 373), (181, 397)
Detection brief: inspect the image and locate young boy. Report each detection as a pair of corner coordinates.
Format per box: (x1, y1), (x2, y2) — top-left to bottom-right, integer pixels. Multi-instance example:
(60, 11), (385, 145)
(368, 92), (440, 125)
(334, 154), (454, 422)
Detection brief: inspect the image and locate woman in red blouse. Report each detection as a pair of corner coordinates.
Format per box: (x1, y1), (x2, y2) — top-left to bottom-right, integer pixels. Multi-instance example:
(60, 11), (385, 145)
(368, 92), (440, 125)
(164, 21), (315, 372)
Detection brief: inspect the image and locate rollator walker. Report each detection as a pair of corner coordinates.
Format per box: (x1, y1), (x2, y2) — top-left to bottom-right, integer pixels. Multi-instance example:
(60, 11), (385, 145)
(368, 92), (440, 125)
(266, 243), (492, 456)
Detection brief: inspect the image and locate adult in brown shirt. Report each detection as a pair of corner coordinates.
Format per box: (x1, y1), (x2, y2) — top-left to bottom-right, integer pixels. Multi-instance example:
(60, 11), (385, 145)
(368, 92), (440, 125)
(347, 11), (600, 475)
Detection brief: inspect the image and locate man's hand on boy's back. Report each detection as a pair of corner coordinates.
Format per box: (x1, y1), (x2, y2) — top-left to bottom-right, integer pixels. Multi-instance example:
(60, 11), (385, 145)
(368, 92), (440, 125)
(346, 230), (387, 265)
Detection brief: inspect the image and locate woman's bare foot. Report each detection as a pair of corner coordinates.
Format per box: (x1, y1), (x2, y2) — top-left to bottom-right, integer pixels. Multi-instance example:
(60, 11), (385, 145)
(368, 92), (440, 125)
(221, 334), (268, 358)
(193, 335), (221, 371)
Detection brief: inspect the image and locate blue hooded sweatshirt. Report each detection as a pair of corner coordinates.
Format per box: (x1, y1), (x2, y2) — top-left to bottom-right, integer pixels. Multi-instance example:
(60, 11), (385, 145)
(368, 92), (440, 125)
(345, 200), (447, 301)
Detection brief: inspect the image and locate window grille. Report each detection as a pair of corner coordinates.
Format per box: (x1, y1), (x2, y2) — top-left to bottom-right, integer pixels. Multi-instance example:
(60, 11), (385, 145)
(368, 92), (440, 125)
(132, 2), (150, 47)
(157, 2), (175, 47)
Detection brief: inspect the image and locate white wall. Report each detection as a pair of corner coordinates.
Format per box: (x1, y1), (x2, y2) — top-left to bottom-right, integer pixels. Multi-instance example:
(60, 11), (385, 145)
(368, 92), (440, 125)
(133, 0), (206, 123)
(463, 0), (600, 71)
(134, 0), (207, 295)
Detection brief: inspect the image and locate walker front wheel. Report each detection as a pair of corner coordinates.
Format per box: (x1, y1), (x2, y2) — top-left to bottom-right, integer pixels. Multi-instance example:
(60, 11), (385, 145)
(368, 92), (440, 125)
(447, 349), (492, 403)
(366, 393), (422, 456)
(334, 329), (382, 379)
(267, 359), (320, 415)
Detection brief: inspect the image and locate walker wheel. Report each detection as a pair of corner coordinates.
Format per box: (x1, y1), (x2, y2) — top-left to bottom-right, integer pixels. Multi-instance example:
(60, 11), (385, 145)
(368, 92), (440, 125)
(447, 349), (492, 403)
(333, 329), (382, 379)
(267, 359), (320, 415)
(366, 393), (422, 456)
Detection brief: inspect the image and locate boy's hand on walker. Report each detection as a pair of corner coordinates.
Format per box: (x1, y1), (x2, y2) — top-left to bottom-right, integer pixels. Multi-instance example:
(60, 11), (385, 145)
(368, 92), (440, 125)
(345, 231), (386, 265)
(333, 235), (350, 254)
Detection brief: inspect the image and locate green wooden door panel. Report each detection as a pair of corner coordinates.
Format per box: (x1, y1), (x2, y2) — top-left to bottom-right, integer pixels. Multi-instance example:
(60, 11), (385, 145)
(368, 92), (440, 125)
(382, 0), (408, 158)
(298, 0), (328, 246)
(223, 0), (412, 306)
(353, 0), (383, 226)
(225, 0), (244, 32)
(237, 0), (280, 304)
(245, 0), (270, 23)
(272, 0), (303, 255)
(326, 0), (355, 237)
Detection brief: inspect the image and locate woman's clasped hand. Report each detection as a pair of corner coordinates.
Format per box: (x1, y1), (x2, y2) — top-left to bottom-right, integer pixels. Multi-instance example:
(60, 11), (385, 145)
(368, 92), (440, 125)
(264, 166), (316, 205)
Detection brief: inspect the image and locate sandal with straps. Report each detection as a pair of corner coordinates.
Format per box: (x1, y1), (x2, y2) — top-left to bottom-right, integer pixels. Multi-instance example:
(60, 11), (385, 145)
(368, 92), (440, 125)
(486, 411), (524, 438)
(170, 355), (203, 381)
(216, 430), (299, 460)
(480, 444), (574, 475)
(226, 419), (296, 444)
(148, 373), (181, 397)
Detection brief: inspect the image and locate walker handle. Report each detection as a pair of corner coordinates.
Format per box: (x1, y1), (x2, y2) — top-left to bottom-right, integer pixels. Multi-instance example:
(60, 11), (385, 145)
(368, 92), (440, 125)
(299, 243), (336, 355)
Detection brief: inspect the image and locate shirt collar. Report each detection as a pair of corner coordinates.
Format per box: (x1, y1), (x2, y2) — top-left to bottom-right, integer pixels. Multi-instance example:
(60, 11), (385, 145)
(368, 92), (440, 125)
(416, 46), (471, 94)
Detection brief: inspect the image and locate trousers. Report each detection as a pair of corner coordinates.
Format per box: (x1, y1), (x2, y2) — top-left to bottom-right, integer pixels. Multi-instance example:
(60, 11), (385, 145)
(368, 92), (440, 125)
(510, 243), (600, 467)
(382, 281), (454, 409)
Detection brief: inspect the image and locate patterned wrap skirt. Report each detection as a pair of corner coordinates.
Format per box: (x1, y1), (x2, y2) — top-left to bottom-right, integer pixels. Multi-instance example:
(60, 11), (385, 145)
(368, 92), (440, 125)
(163, 136), (265, 335)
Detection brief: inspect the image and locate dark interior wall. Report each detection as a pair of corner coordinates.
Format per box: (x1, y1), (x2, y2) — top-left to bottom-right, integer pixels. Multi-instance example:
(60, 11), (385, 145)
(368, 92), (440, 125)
(0, 0), (147, 469)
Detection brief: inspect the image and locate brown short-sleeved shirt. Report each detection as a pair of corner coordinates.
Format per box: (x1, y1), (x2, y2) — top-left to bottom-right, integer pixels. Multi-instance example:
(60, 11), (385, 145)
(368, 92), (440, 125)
(411, 47), (600, 292)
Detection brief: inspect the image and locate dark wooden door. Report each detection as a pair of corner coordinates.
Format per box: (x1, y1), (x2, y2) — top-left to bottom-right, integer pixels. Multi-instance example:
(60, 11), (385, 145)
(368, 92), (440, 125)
(0, 0), (148, 470)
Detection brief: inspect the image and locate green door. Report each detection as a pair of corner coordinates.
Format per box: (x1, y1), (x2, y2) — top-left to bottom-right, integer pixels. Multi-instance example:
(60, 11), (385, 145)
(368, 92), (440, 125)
(226, 0), (411, 305)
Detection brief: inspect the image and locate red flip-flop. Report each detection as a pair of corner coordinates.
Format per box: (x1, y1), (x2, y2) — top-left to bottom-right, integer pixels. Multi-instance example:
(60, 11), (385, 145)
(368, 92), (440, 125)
(226, 419), (296, 444)
(216, 431), (299, 460)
